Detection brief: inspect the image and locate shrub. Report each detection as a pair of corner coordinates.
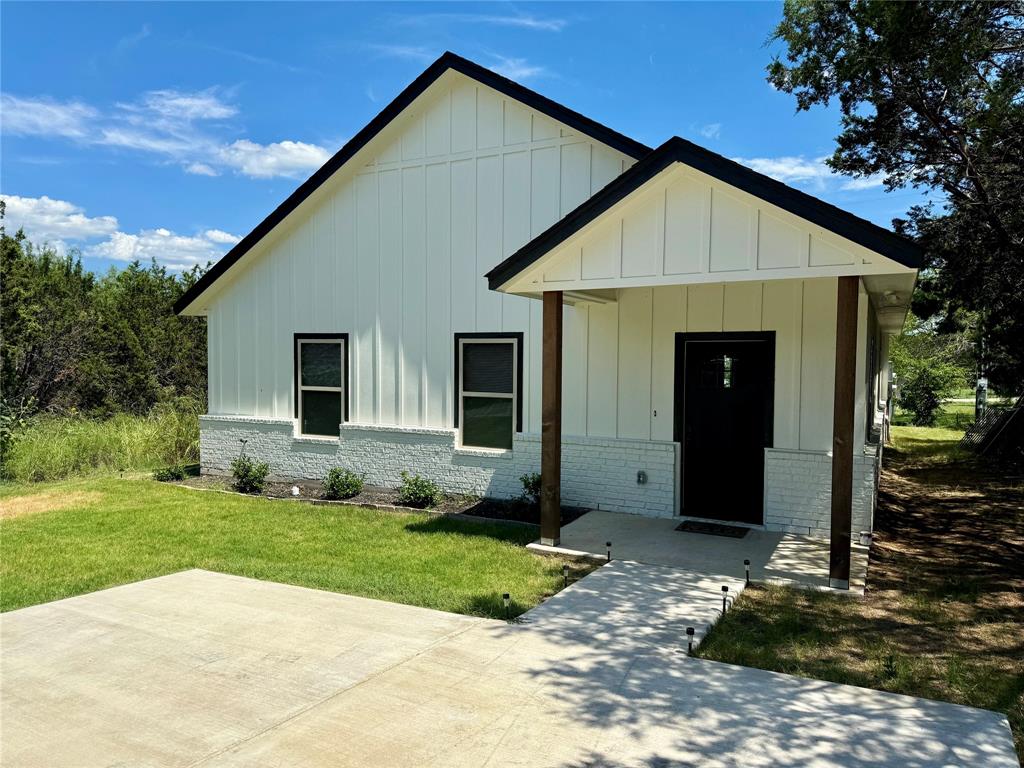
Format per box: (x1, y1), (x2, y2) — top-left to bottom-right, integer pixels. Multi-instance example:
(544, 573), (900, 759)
(231, 455), (269, 494)
(899, 359), (964, 427)
(153, 465), (186, 482)
(519, 472), (541, 506)
(397, 471), (441, 508)
(322, 468), (364, 500)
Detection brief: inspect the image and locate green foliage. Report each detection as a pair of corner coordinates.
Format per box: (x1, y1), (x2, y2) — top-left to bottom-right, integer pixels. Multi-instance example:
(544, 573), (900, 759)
(230, 455), (269, 495)
(396, 471), (441, 508)
(899, 363), (964, 427)
(0, 213), (208, 416)
(0, 398), (34, 477)
(519, 472), (541, 506)
(890, 315), (971, 426)
(1, 400), (201, 483)
(322, 468), (364, 500)
(153, 465), (187, 482)
(768, 1), (1024, 390)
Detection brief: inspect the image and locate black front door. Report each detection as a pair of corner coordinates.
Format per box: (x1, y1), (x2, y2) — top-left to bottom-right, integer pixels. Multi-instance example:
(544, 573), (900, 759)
(674, 333), (775, 524)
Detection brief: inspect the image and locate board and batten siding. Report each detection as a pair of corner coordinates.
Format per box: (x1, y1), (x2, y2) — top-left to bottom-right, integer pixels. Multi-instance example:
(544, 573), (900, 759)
(578, 277), (870, 453)
(506, 164), (915, 293)
(206, 73), (633, 434)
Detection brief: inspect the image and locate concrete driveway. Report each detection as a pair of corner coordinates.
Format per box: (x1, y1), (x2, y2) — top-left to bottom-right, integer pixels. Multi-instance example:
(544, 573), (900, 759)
(1, 568), (1017, 767)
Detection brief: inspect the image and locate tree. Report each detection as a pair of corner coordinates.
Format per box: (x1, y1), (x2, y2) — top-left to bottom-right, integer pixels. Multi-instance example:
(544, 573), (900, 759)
(890, 314), (971, 426)
(1, 204), (209, 416)
(1, 227), (95, 412)
(768, 1), (1024, 391)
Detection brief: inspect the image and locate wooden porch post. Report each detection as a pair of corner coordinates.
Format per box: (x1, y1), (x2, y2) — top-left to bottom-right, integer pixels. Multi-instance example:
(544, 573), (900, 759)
(541, 291), (563, 546)
(829, 276), (859, 588)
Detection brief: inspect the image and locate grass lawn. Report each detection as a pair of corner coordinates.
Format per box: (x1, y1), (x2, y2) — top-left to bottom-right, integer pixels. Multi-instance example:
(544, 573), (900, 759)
(698, 415), (1024, 759)
(0, 477), (592, 618)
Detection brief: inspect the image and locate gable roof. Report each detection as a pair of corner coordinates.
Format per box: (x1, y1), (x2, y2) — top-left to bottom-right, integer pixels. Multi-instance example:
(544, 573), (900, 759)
(175, 51), (652, 314)
(486, 136), (923, 291)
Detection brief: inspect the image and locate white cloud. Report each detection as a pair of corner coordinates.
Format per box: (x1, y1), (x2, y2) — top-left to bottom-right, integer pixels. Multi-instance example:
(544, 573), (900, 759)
(128, 88), (238, 121)
(698, 123), (721, 140)
(203, 228), (241, 245)
(2, 193), (238, 269)
(840, 174), (886, 191)
(98, 126), (196, 155)
(86, 227), (231, 268)
(2, 194), (118, 251)
(733, 155), (833, 190)
(397, 12), (567, 32)
(186, 162), (219, 176)
(115, 23), (152, 52)
(733, 154), (889, 195)
(488, 55), (547, 81)
(0, 94), (98, 138)
(217, 139), (332, 178)
(366, 44), (437, 63)
(2, 87), (329, 180)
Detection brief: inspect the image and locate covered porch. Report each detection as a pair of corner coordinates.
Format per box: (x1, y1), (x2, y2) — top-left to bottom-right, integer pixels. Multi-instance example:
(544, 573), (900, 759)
(529, 509), (871, 593)
(486, 138), (920, 590)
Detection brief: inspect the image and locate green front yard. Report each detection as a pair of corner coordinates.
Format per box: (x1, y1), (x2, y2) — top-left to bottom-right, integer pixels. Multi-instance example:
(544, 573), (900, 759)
(0, 478), (588, 618)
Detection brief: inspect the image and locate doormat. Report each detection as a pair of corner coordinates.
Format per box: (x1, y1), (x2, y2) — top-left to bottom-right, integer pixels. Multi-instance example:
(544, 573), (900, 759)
(675, 520), (750, 538)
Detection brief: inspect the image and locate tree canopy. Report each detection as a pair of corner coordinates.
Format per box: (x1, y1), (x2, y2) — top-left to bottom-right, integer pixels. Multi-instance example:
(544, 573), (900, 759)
(769, 0), (1024, 391)
(1, 209), (208, 418)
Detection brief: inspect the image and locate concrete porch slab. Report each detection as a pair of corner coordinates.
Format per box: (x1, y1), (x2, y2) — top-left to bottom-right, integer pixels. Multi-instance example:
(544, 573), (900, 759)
(531, 509), (870, 593)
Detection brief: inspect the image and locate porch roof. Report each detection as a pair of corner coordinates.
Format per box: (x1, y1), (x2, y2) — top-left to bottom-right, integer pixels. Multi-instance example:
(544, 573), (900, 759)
(486, 136), (922, 298)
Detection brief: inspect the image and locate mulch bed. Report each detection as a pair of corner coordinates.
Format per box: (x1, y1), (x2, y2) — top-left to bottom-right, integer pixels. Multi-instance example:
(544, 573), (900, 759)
(174, 474), (589, 525)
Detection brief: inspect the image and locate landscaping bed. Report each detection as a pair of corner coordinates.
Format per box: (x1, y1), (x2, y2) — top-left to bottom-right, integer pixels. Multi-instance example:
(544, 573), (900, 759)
(174, 474), (590, 525)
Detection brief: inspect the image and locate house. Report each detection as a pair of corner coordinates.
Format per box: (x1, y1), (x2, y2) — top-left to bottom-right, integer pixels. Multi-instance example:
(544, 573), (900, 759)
(176, 52), (919, 589)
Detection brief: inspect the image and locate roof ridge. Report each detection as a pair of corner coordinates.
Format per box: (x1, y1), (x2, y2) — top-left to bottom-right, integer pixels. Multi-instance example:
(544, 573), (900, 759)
(175, 51), (650, 315)
(486, 135), (922, 289)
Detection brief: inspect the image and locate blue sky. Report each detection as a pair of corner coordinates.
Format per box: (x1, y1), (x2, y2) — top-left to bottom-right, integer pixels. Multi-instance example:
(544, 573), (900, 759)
(1, 1), (925, 274)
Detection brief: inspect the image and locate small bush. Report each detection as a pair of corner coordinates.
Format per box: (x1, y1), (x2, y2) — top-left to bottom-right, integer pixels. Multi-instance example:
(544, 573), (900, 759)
(322, 468), (364, 500)
(153, 464), (186, 482)
(231, 455), (269, 494)
(397, 471), (441, 508)
(899, 360), (964, 427)
(520, 472), (541, 506)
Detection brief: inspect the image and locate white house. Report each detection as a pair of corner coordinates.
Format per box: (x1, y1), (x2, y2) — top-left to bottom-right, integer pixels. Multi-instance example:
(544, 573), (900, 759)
(177, 52), (919, 588)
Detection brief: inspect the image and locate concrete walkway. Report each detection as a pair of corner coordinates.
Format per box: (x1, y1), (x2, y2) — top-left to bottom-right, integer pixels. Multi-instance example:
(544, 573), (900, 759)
(520, 559), (744, 651)
(2, 569), (1017, 767)
(531, 509), (871, 592)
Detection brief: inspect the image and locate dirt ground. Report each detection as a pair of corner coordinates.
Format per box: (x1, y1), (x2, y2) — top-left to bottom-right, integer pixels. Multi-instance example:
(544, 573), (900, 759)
(1, 490), (104, 520)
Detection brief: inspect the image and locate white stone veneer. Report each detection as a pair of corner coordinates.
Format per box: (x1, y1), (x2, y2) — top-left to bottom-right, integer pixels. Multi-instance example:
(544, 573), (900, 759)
(199, 416), (679, 517)
(200, 416), (882, 535)
(763, 446), (880, 538)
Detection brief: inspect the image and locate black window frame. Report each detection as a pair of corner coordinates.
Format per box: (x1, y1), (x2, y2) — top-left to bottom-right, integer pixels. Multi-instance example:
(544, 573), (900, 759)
(293, 332), (349, 437)
(453, 332), (524, 448)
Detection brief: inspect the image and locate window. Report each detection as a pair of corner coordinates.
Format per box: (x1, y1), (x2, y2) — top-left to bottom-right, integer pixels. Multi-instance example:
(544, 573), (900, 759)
(455, 334), (522, 450)
(294, 334), (348, 437)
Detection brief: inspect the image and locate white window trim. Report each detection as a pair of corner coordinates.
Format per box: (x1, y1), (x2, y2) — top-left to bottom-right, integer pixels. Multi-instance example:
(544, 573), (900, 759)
(458, 337), (517, 451)
(297, 338), (345, 439)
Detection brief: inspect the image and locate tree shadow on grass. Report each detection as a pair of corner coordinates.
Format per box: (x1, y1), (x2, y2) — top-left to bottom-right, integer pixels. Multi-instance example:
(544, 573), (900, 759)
(402, 514), (538, 545)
